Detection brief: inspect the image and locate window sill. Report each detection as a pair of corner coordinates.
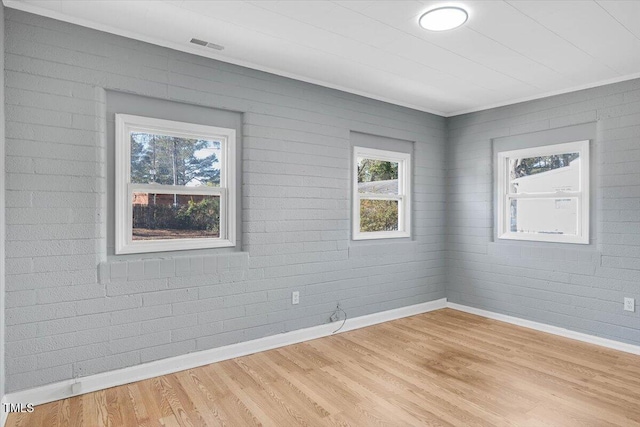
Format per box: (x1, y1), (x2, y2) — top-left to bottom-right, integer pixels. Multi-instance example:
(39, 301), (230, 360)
(99, 252), (250, 284)
(352, 231), (410, 241)
(487, 241), (600, 265)
(498, 233), (588, 245)
(348, 240), (417, 259)
(115, 238), (235, 255)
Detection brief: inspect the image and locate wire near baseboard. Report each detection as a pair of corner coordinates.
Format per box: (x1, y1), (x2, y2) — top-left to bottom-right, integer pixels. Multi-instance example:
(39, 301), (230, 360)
(2, 298), (448, 413)
(3, 298), (639, 427)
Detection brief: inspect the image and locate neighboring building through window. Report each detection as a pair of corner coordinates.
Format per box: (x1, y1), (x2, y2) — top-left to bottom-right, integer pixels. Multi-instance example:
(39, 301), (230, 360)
(497, 140), (589, 244)
(353, 147), (411, 240)
(115, 114), (236, 254)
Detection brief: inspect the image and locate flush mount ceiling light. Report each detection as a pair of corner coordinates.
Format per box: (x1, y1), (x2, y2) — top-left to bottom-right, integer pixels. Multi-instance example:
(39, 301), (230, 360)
(419, 6), (468, 31)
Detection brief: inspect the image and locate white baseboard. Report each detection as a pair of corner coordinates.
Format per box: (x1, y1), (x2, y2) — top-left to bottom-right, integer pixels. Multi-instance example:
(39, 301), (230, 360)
(447, 302), (640, 356)
(5, 297), (638, 423)
(0, 407), (7, 427)
(3, 298), (447, 410)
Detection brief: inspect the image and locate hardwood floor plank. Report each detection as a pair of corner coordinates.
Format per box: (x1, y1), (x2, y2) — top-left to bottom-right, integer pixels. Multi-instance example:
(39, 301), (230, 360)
(7, 309), (640, 426)
(169, 371), (227, 427)
(125, 384), (152, 427)
(84, 390), (108, 427)
(137, 379), (172, 426)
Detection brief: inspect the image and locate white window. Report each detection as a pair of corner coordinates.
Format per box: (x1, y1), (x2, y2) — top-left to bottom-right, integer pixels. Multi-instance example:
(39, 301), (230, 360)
(353, 147), (411, 240)
(115, 114), (236, 254)
(497, 140), (589, 244)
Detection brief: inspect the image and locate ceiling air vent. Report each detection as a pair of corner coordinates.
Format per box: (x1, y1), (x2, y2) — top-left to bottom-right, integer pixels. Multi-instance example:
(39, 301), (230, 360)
(190, 38), (224, 51)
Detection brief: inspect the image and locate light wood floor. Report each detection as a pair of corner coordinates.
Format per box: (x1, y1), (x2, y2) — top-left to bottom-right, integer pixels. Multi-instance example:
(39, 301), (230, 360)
(7, 308), (640, 426)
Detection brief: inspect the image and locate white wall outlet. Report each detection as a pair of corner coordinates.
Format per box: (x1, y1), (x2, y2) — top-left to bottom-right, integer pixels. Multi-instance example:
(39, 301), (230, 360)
(292, 291), (299, 305)
(624, 297), (635, 312)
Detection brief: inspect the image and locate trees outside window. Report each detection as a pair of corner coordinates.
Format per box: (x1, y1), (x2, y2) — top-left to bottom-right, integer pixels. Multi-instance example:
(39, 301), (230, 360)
(353, 147), (411, 240)
(115, 114), (236, 254)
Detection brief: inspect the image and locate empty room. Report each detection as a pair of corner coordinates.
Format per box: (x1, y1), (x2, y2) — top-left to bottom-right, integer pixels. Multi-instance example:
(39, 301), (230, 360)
(0, 0), (639, 425)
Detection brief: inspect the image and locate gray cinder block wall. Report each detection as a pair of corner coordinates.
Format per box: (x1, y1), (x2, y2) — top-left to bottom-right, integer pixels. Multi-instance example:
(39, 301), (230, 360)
(0, 2), (6, 402)
(446, 79), (640, 346)
(3, 7), (640, 395)
(3, 10), (447, 392)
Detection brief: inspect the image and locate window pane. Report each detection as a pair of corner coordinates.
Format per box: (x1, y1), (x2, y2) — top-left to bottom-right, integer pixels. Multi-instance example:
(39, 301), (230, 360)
(130, 132), (221, 187)
(360, 199), (399, 232)
(357, 158), (399, 194)
(509, 198), (577, 235)
(132, 193), (220, 240)
(509, 153), (580, 193)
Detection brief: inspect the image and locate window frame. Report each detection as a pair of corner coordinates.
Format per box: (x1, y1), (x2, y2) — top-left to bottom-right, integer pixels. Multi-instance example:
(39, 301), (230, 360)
(496, 140), (589, 245)
(115, 114), (236, 254)
(352, 146), (411, 241)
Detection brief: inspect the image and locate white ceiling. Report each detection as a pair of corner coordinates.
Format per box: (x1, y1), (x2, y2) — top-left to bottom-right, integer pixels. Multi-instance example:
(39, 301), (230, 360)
(5, 0), (640, 116)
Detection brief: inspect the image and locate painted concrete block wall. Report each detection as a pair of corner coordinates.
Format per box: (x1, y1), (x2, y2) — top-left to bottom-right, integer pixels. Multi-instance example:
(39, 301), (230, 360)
(0, 3), (6, 403)
(446, 78), (640, 346)
(3, 10), (447, 391)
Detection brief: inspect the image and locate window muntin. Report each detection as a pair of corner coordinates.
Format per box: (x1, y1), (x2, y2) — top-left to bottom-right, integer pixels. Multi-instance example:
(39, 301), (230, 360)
(353, 147), (411, 240)
(115, 114), (236, 254)
(497, 140), (589, 244)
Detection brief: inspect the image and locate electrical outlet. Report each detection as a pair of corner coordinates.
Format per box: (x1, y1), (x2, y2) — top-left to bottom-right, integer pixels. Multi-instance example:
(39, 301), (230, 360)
(292, 291), (299, 305)
(329, 302), (341, 322)
(624, 297), (635, 312)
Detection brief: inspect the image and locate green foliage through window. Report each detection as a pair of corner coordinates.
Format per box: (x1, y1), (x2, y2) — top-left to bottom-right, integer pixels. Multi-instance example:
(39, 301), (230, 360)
(132, 196), (220, 238)
(131, 133), (221, 186)
(360, 199), (398, 232)
(357, 159), (398, 183)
